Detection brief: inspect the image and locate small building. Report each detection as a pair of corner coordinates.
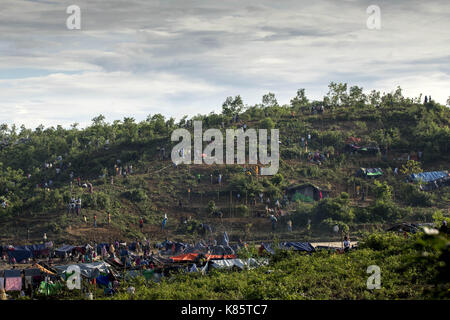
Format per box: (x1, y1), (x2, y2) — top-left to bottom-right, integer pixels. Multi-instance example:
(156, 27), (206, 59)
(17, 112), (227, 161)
(285, 183), (330, 202)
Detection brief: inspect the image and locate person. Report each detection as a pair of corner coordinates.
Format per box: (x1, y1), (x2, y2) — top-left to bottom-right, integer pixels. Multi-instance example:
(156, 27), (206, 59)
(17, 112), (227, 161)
(343, 235), (351, 253)
(83, 215), (87, 224)
(139, 217), (144, 231)
(93, 215), (97, 228)
(161, 214), (168, 231)
(43, 233), (47, 243)
(107, 212), (111, 225)
(76, 198), (81, 215)
(287, 220), (292, 232)
(439, 221), (448, 234)
(197, 174), (201, 184)
(270, 214), (277, 231)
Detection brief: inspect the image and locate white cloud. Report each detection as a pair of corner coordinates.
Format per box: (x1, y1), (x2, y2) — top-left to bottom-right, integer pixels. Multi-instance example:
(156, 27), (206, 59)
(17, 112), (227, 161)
(0, 0), (449, 128)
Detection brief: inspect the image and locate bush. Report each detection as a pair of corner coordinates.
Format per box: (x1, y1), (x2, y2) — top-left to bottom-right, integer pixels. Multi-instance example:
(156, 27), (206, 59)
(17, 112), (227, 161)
(399, 184), (433, 207)
(122, 188), (148, 202)
(235, 204), (250, 217)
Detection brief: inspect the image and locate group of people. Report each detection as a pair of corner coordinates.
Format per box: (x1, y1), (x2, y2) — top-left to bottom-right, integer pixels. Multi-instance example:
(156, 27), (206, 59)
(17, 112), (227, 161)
(67, 197), (82, 215)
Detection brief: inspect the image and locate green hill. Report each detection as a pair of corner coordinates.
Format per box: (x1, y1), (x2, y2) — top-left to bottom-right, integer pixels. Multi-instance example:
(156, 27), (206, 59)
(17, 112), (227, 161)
(1, 84), (449, 245)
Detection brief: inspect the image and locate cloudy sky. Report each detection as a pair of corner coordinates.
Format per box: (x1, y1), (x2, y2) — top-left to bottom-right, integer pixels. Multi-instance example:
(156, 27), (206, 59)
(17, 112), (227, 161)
(0, 0), (449, 128)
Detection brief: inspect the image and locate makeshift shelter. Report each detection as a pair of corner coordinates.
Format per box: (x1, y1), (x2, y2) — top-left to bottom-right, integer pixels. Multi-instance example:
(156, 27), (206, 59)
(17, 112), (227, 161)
(261, 242), (315, 255)
(53, 261), (111, 280)
(286, 183), (330, 202)
(33, 263), (57, 276)
(210, 258), (269, 270)
(280, 242), (316, 252)
(7, 246), (32, 263)
(4, 270), (22, 292)
(55, 245), (76, 257)
(409, 171), (448, 183)
(345, 144), (380, 155)
(356, 168), (383, 178)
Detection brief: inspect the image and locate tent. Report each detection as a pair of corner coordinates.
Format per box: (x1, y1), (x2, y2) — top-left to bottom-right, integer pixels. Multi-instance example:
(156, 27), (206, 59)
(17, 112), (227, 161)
(53, 261), (111, 280)
(356, 168), (383, 177)
(7, 246), (32, 263)
(170, 253), (200, 262)
(261, 242), (315, 254)
(55, 245), (76, 257)
(280, 242), (315, 252)
(409, 171), (448, 183)
(39, 281), (63, 296)
(210, 258), (269, 270)
(286, 184), (330, 202)
(386, 223), (419, 234)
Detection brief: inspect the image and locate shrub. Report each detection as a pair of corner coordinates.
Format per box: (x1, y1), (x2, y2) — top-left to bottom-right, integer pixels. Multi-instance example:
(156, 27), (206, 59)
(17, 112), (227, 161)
(122, 188), (148, 202)
(235, 204), (250, 217)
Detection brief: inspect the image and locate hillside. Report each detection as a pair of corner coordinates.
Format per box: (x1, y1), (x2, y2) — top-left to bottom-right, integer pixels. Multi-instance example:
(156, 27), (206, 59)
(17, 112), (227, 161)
(1, 85), (449, 246)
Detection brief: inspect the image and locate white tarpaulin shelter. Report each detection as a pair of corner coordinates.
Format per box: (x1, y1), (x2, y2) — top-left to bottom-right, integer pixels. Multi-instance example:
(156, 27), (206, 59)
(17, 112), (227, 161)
(53, 261), (111, 279)
(210, 258), (268, 270)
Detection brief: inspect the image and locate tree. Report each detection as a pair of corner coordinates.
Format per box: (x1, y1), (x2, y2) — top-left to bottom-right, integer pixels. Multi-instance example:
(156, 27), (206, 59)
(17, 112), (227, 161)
(446, 96), (450, 107)
(368, 90), (381, 106)
(325, 82), (348, 109)
(92, 114), (106, 126)
(262, 93), (278, 108)
(348, 86), (366, 107)
(373, 181), (392, 201)
(290, 89), (309, 108)
(222, 96), (244, 116)
(400, 160), (423, 175)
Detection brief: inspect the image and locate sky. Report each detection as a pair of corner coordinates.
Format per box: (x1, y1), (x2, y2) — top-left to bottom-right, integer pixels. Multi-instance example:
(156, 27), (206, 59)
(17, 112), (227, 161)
(0, 0), (449, 129)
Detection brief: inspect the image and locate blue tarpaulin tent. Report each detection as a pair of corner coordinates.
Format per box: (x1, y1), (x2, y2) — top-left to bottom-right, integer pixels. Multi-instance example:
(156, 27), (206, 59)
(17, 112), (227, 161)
(55, 245), (76, 257)
(261, 242), (315, 255)
(410, 171), (448, 183)
(280, 242), (315, 252)
(7, 247), (33, 263)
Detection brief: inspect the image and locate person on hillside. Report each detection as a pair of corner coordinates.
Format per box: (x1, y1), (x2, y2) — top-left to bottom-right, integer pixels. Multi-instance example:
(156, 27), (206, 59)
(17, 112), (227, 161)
(107, 212), (111, 225)
(197, 174), (201, 184)
(76, 198), (81, 216)
(93, 215), (97, 228)
(343, 235), (351, 253)
(439, 221), (449, 235)
(161, 214), (168, 231)
(270, 214), (277, 231)
(139, 217), (144, 232)
(287, 220), (293, 232)
(83, 215), (87, 224)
